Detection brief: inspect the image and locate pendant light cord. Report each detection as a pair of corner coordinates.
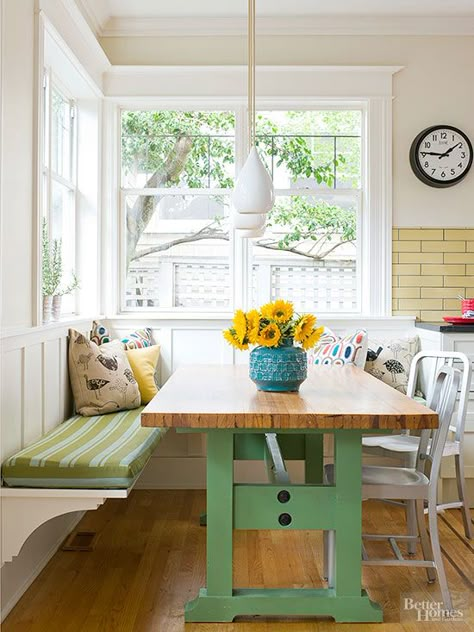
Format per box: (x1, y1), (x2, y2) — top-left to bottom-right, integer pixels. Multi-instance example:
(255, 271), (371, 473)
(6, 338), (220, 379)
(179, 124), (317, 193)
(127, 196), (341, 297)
(248, 0), (256, 150)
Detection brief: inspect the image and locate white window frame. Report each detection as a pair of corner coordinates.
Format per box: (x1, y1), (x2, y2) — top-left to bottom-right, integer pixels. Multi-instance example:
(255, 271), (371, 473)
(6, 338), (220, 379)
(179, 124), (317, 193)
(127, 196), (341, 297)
(106, 65), (399, 318)
(41, 68), (78, 315)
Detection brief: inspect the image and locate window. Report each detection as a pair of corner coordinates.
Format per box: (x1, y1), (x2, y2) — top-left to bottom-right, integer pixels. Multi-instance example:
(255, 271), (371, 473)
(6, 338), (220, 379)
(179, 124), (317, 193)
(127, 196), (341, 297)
(121, 111), (235, 310)
(42, 73), (77, 315)
(120, 107), (363, 314)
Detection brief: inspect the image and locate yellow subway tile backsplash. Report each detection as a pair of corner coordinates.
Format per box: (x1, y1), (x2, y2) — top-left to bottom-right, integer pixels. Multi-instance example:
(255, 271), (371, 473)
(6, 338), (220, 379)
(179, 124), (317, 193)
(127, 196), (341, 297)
(393, 287), (420, 299)
(443, 253), (474, 264)
(393, 240), (421, 253)
(399, 229), (443, 240)
(392, 264), (421, 275)
(398, 298), (443, 310)
(392, 227), (474, 320)
(444, 229), (474, 240)
(399, 252), (443, 264)
(420, 311), (445, 322)
(420, 264), (465, 276)
(398, 276), (443, 287)
(420, 287), (464, 299)
(422, 241), (465, 252)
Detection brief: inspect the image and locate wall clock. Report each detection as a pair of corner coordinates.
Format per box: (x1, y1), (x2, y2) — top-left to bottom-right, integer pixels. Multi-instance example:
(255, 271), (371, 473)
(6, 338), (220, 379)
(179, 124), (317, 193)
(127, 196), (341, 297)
(409, 125), (473, 188)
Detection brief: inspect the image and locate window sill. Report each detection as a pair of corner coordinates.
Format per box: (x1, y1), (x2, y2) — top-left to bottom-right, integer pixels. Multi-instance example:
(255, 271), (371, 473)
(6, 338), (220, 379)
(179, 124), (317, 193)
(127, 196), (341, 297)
(0, 315), (102, 342)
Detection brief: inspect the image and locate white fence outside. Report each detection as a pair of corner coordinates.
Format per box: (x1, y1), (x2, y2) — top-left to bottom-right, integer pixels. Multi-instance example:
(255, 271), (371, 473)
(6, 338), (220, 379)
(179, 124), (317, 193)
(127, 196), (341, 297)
(126, 257), (357, 312)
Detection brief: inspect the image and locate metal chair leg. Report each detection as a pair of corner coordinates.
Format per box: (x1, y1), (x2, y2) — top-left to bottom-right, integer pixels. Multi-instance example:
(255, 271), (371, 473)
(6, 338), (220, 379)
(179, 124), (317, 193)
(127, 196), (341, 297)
(406, 499), (418, 555)
(454, 453), (473, 539)
(415, 499), (436, 583)
(428, 495), (453, 610)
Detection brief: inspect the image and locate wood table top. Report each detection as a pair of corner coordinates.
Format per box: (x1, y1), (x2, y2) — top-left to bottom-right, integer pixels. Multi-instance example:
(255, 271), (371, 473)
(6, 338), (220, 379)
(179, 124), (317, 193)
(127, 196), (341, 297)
(141, 365), (438, 431)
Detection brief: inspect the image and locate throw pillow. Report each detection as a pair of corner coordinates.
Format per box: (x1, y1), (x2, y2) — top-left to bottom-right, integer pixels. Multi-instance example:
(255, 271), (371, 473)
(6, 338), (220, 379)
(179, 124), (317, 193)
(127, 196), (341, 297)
(126, 345), (161, 404)
(90, 320), (153, 350)
(364, 335), (420, 394)
(311, 328), (368, 368)
(68, 329), (141, 416)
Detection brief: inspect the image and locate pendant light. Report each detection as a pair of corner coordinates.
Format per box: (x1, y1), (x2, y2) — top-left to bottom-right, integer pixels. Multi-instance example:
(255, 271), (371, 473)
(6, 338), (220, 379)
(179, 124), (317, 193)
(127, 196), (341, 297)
(232, 0), (274, 236)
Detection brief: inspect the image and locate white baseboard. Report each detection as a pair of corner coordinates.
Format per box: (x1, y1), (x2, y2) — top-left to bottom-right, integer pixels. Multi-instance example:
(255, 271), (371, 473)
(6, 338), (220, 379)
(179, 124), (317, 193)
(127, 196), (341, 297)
(1, 512), (84, 622)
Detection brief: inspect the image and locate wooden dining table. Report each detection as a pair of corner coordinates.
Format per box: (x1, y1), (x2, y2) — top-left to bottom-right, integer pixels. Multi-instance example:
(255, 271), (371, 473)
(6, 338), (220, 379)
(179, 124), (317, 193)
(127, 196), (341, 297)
(141, 364), (438, 623)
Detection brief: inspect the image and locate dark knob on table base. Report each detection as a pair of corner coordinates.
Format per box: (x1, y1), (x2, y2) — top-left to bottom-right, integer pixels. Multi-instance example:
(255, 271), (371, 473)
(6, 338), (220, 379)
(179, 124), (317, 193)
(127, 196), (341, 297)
(278, 513), (292, 526)
(277, 490), (291, 503)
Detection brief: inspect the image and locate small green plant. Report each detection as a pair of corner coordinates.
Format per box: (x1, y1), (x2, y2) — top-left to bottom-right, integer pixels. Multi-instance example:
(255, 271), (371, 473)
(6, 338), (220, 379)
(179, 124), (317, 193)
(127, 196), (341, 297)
(42, 219), (80, 296)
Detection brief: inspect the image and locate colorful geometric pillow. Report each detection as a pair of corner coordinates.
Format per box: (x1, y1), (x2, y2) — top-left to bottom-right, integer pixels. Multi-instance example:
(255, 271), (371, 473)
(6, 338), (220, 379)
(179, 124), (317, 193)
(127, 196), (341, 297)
(311, 328), (368, 368)
(364, 335), (420, 394)
(90, 321), (153, 350)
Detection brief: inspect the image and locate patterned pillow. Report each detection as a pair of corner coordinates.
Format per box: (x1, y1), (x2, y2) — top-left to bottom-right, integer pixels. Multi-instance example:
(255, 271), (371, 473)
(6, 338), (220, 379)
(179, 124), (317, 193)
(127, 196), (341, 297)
(68, 329), (141, 416)
(364, 335), (420, 393)
(91, 320), (153, 350)
(311, 328), (368, 368)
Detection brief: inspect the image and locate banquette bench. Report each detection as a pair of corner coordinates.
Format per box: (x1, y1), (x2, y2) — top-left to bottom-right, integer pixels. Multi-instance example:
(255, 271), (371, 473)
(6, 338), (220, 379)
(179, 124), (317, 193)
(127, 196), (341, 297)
(1, 406), (167, 565)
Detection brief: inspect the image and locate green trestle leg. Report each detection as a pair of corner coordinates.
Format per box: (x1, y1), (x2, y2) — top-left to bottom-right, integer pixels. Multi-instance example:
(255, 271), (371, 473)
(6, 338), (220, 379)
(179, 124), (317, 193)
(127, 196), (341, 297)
(185, 429), (383, 623)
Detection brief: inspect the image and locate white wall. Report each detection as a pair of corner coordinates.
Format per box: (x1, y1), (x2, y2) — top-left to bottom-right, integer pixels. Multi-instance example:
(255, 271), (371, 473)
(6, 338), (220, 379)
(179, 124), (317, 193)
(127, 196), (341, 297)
(0, 0), (36, 330)
(100, 34), (474, 228)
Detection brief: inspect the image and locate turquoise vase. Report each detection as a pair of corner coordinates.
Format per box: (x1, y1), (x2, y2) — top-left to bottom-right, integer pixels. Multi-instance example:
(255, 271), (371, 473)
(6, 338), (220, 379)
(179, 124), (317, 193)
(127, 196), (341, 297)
(249, 338), (307, 392)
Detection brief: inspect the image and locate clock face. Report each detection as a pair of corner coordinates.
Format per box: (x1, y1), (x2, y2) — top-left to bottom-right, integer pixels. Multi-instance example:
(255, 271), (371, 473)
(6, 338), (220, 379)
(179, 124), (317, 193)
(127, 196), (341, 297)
(410, 125), (473, 188)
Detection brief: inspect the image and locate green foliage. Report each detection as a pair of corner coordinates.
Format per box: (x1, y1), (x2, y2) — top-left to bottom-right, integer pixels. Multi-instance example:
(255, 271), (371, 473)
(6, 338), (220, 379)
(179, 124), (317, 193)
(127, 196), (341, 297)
(122, 109), (361, 262)
(42, 219), (79, 296)
(266, 197), (356, 253)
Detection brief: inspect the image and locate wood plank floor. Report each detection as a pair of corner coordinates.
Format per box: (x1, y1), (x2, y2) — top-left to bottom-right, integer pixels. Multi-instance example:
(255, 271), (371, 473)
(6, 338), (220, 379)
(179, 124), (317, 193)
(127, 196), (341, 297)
(3, 491), (473, 631)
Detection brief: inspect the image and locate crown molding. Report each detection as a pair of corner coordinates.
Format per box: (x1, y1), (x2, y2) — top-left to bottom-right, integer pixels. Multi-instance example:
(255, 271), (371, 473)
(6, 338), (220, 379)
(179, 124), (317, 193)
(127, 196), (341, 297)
(73, 0), (109, 36)
(100, 15), (474, 38)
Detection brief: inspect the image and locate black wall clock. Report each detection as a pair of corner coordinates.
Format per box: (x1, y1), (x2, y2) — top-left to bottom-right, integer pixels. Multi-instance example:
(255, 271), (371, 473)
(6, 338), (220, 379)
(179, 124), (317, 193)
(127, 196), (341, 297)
(409, 125), (473, 188)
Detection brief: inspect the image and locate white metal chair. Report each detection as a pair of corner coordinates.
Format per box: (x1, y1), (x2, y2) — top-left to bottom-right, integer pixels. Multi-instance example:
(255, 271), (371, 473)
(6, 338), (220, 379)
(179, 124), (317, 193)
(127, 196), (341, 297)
(324, 365), (461, 610)
(362, 351), (473, 540)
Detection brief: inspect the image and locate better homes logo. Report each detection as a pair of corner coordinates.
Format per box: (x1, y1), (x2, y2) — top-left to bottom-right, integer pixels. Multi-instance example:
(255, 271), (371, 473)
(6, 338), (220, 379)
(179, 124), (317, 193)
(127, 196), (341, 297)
(401, 594), (467, 623)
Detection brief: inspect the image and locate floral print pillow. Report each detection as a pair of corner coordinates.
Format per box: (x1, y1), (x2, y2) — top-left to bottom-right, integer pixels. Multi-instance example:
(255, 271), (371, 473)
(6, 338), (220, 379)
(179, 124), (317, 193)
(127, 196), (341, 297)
(364, 336), (420, 394)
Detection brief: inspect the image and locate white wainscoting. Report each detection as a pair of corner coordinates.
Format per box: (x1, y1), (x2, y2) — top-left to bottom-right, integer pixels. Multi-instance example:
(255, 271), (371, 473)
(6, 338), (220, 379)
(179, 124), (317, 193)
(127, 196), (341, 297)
(0, 318), (92, 620)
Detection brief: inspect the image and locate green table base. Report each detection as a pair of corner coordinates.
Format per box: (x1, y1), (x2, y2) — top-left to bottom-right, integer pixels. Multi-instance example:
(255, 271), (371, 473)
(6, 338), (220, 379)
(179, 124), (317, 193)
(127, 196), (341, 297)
(186, 588), (383, 623)
(183, 428), (384, 623)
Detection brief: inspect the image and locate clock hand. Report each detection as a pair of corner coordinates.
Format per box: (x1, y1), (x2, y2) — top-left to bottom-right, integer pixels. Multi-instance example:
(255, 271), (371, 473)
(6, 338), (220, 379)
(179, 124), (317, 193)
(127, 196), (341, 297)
(420, 151), (446, 157)
(438, 142), (462, 159)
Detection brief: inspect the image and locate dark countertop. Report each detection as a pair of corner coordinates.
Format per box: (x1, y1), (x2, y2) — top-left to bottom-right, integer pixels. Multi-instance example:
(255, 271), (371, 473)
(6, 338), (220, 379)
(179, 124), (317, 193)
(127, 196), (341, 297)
(415, 321), (474, 333)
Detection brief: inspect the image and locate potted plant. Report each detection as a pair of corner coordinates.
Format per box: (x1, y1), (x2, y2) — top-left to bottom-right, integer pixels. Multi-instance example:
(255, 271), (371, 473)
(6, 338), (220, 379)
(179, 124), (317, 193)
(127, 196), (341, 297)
(42, 220), (80, 322)
(223, 299), (324, 392)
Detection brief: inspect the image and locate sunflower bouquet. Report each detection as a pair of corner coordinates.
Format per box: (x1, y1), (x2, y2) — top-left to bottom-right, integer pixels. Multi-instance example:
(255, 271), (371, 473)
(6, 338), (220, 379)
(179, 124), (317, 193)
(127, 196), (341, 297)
(223, 299), (324, 351)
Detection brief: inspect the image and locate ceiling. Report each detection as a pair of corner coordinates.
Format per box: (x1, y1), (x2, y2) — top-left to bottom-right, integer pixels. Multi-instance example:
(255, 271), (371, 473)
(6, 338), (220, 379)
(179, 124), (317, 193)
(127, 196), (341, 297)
(77, 0), (474, 36)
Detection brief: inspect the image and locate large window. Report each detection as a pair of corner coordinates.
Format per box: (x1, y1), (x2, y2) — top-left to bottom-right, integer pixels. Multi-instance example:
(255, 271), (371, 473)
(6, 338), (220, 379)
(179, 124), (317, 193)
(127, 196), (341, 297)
(42, 74), (77, 315)
(121, 107), (362, 313)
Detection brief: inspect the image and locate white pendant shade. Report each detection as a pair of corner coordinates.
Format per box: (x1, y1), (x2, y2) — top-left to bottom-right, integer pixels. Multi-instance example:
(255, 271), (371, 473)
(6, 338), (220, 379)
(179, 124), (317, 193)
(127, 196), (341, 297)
(236, 225), (266, 239)
(232, 147), (275, 215)
(233, 210), (266, 230)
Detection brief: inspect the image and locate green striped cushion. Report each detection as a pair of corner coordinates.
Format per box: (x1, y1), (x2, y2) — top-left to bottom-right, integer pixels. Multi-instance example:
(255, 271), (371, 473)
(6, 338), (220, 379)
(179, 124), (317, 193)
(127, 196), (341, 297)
(2, 407), (167, 489)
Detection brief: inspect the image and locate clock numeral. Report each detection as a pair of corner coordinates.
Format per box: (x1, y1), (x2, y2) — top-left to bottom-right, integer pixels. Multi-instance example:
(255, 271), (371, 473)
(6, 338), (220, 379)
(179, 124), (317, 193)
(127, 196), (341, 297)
(441, 132), (447, 140)
(424, 161), (429, 168)
(431, 169), (436, 175)
(432, 134), (438, 141)
(452, 135), (456, 141)
(458, 162), (463, 169)
(451, 169), (456, 176)
(441, 171), (446, 178)
(424, 141), (431, 148)
(461, 152), (466, 159)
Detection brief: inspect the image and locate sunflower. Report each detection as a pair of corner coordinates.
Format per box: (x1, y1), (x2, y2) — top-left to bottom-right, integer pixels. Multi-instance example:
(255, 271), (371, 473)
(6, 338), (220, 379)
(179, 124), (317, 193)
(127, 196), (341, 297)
(246, 309), (261, 344)
(293, 314), (317, 342)
(260, 299), (294, 323)
(257, 323), (281, 348)
(233, 309), (247, 344)
(223, 329), (249, 350)
(301, 326), (324, 350)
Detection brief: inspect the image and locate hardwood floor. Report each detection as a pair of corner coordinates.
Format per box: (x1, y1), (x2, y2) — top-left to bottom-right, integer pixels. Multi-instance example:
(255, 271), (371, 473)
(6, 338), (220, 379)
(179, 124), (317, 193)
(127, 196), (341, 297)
(3, 491), (473, 631)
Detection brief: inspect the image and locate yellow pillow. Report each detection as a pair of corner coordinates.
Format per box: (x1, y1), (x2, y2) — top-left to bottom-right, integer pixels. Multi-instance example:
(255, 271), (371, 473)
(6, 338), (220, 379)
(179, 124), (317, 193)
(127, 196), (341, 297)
(126, 345), (160, 404)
